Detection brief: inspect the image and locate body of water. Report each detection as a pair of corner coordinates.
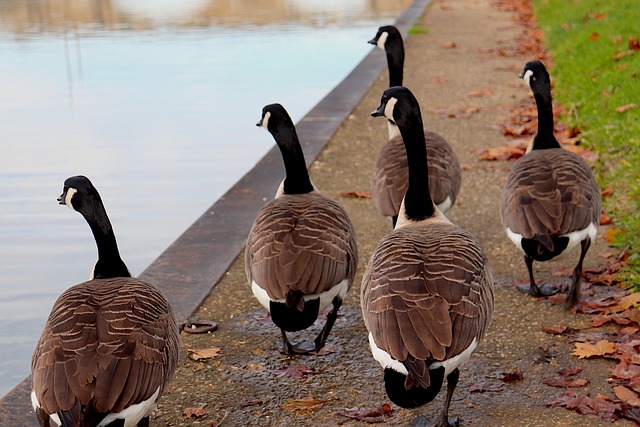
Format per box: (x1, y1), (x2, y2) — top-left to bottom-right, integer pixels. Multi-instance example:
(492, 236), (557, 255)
(0, 0), (411, 397)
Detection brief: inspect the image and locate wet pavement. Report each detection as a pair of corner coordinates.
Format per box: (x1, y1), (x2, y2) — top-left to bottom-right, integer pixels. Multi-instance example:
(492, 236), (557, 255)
(1, 0), (626, 425)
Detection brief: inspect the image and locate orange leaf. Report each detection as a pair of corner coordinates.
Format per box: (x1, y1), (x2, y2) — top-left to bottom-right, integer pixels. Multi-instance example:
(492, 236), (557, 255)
(434, 75), (447, 84)
(615, 103), (637, 113)
(604, 292), (640, 314)
(279, 397), (330, 413)
(467, 88), (492, 98)
(183, 407), (207, 418)
(187, 347), (222, 361)
(600, 185), (614, 197)
(600, 214), (612, 225)
(572, 340), (616, 359)
(605, 227), (620, 243)
(442, 41), (457, 49)
(478, 145), (526, 161)
(562, 145), (599, 162)
(613, 385), (640, 407)
(340, 191), (371, 199)
(589, 32), (600, 41)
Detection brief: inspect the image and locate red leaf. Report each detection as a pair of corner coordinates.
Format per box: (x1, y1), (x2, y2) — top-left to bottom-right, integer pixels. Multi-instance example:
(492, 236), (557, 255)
(613, 385), (640, 407)
(335, 404), (393, 424)
(543, 325), (567, 335)
(546, 389), (621, 421)
(543, 376), (589, 388)
(274, 364), (316, 378)
(500, 370), (524, 382)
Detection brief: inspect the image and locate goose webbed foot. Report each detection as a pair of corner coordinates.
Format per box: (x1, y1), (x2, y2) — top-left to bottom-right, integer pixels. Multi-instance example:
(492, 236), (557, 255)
(279, 330), (316, 355)
(515, 282), (559, 297)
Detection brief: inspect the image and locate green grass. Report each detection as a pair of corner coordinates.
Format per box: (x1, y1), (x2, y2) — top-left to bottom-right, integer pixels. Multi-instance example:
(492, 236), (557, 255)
(408, 25), (429, 35)
(532, 0), (640, 288)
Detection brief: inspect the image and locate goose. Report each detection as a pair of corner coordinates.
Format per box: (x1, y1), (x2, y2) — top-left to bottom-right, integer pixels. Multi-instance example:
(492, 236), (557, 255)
(368, 25), (461, 227)
(500, 60), (601, 307)
(246, 103), (358, 354)
(31, 175), (180, 427)
(362, 86), (494, 427)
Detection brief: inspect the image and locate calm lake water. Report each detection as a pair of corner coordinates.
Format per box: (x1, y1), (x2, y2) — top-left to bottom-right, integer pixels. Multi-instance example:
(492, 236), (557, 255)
(0, 0), (411, 397)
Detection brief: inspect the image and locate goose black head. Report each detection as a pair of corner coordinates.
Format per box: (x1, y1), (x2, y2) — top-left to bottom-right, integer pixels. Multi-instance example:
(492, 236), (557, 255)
(257, 103), (294, 135)
(368, 25), (401, 50)
(58, 175), (102, 214)
(519, 60), (551, 98)
(371, 86), (420, 128)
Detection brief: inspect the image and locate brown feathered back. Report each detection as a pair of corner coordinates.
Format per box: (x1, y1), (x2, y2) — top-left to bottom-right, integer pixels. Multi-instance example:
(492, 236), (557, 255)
(500, 148), (601, 241)
(245, 192), (358, 299)
(371, 132), (461, 216)
(31, 277), (180, 417)
(362, 222), (493, 372)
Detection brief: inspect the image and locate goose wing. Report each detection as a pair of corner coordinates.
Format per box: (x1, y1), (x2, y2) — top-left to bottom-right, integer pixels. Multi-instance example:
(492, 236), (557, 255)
(362, 223), (493, 372)
(32, 278), (179, 419)
(372, 132), (460, 216)
(246, 192), (357, 299)
(500, 149), (601, 239)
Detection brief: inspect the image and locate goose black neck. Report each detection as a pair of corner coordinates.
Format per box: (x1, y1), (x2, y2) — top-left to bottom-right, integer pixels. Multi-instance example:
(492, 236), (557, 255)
(531, 88), (560, 150)
(386, 40), (404, 87)
(272, 126), (314, 195)
(83, 202), (130, 279)
(399, 114), (435, 221)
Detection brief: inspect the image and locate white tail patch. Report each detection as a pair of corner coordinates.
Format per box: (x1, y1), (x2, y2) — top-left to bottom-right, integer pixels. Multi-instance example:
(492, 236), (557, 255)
(97, 387), (160, 427)
(251, 279), (348, 314)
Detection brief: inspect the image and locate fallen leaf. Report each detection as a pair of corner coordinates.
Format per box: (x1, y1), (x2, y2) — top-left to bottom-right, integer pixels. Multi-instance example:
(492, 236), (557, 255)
(591, 308), (640, 327)
(613, 385), (640, 407)
(589, 32), (600, 41)
(601, 185), (614, 197)
(310, 343), (337, 356)
(187, 347), (222, 361)
(605, 227), (620, 243)
(340, 191), (371, 199)
(543, 376), (589, 388)
(442, 41), (456, 48)
(335, 404), (393, 423)
(274, 364), (316, 378)
(434, 75), (447, 84)
(500, 370), (524, 382)
(629, 37), (640, 51)
(562, 144), (599, 162)
(572, 340), (616, 359)
(536, 345), (559, 363)
(600, 214), (612, 225)
(279, 397), (330, 413)
(543, 325), (568, 335)
(467, 88), (493, 98)
(546, 389), (621, 421)
(615, 103), (637, 113)
(478, 145), (526, 161)
(604, 293), (640, 314)
(183, 407), (207, 418)
(613, 50), (636, 61)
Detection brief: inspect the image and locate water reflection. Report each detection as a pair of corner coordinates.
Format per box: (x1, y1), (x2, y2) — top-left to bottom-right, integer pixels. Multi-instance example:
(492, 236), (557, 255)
(0, 0), (410, 397)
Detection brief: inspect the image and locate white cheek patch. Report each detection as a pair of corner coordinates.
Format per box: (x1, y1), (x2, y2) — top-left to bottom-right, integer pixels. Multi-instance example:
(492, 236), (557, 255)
(376, 31), (388, 50)
(384, 97), (397, 122)
(523, 69), (534, 88)
(260, 111), (271, 130)
(64, 188), (77, 210)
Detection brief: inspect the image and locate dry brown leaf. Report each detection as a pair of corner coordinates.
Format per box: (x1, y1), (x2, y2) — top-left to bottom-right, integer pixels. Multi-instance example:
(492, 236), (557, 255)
(274, 364), (316, 378)
(543, 325), (568, 335)
(615, 103), (637, 113)
(613, 385), (640, 407)
(572, 340), (616, 359)
(605, 226), (620, 243)
(601, 185), (614, 197)
(279, 397), (330, 413)
(613, 50), (636, 60)
(629, 37), (640, 51)
(467, 88), (493, 98)
(183, 407), (207, 418)
(340, 191), (371, 199)
(478, 145), (526, 161)
(562, 144), (599, 162)
(543, 376), (589, 388)
(442, 41), (457, 48)
(600, 214), (612, 225)
(434, 75), (447, 84)
(604, 293), (640, 314)
(187, 347), (222, 361)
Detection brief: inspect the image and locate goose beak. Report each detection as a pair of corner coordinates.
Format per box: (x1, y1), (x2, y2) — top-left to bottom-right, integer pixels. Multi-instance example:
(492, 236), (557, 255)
(367, 37), (377, 45)
(256, 120), (262, 127)
(371, 104), (386, 118)
(518, 70), (525, 79)
(57, 193), (65, 205)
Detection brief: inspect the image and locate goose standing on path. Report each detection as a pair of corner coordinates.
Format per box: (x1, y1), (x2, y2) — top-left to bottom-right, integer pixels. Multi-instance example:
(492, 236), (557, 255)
(246, 104), (358, 355)
(31, 176), (180, 427)
(368, 25), (461, 227)
(362, 87), (494, 427)
(500, 60), (601, 307)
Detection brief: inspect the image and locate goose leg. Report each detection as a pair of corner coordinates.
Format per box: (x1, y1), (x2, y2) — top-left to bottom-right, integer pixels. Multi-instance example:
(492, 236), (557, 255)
(516, 254), (558, 297)
(565, 239), (590, 308)
(280, 329), (315, 355)
(137, 417), (149, 427)
(407, 369), (460, 427)
(314, 297), (342, 351)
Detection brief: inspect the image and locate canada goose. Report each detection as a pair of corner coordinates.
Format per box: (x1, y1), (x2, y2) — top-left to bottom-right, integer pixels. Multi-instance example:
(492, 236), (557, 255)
(31, 175), (180, 427)
(368, 25), (461, 227)
(246, 104), (358, 354)
(362, 87), (494, 426)
(500, 60), (601, 307)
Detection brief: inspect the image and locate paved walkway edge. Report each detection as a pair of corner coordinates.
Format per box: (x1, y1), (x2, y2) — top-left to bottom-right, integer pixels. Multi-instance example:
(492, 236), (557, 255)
(0, 1), (431, 424)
